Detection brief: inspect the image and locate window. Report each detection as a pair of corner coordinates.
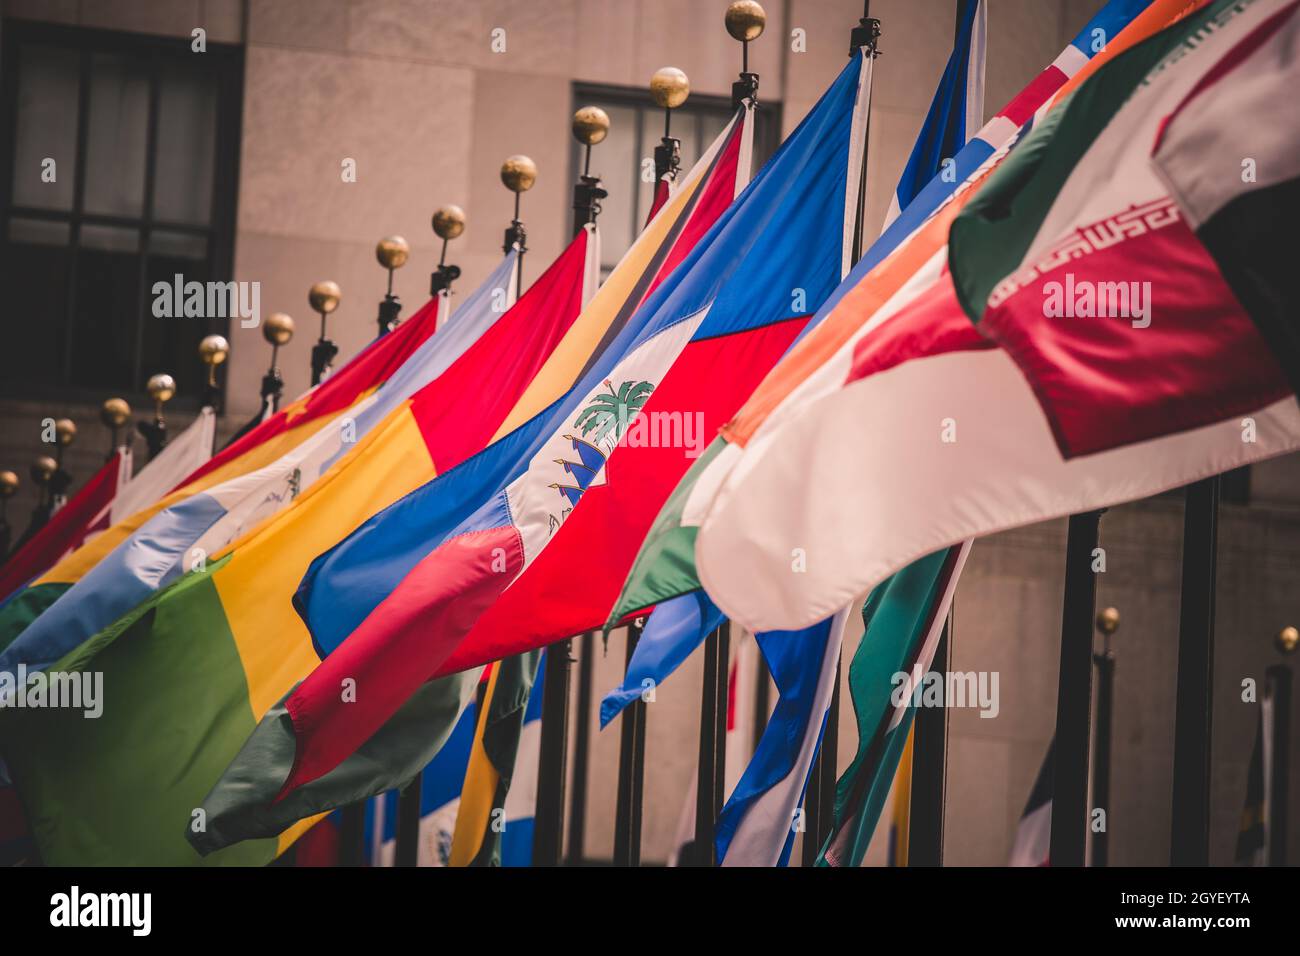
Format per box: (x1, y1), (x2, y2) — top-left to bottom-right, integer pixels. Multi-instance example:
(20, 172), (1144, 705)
(0, 20), (243, 405)
(571, 83), (781, 275)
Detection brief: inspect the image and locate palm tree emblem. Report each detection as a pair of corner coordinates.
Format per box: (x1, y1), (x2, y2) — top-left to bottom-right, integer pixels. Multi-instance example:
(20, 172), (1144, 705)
(573, 379), (653, 445)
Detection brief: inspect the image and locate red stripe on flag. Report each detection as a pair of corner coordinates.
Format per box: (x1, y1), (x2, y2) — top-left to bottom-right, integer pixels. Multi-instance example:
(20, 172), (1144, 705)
(999, 65), (1068, 128)
(435, 315), (809, 674)
(278, 524), (525, 797)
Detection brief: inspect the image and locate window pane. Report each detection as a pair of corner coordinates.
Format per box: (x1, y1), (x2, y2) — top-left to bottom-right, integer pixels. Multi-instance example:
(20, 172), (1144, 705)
(11, 44), (80, 211)
(152, 61), (218, 225)
(70, 225), (141, 389)
(0, 219), (70, 389)
(83, 53), (150, 218)
(143, 230), (211, 398)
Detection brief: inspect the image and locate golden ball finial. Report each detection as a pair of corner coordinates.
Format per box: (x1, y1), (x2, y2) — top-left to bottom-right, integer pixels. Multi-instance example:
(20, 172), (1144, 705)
(725, 0), (766, 42)
(432, 205), (466, 241)
(572, 106), (611, 146)
(309, 280), (341, 315)
(376, 236), (410, 270)
(1095, 607), (1120, 636)
(100, 397), (131, 428)
(0, 470), (17, 498)
(500, 155), (538, 193)
(54, 418), (77, 446)
(198, 334), (230, 367)
(146, 373), (176, 404)
(650, 67), (690, 109)
(264, 312), (295, 346)
(1277, 625), (1299, 655)
(30, 455), (56, 484)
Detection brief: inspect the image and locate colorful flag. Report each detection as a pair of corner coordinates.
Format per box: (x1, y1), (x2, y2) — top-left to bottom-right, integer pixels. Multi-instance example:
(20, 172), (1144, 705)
(0, 244), (587, 865)
(689, 0), (1296, 635)
(1009, 740), (1054, 867)
(278, 55), (870, 829)
(882, 0), (987, 229)
(0, 256), (515, 678)
(179, 109), (753, 854)
(448, 650), (545, 866)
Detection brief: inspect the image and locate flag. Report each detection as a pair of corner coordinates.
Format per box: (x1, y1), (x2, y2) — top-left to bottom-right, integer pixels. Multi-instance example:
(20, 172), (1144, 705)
(1009, 740), (1054, 867)
(688, 0), (1299, 635)
(951, 0), (1298, 458)
(178, 108), (753, 854)
(1234, 692), (1273, 865)
(448, 650), (545, 866)
(1150, 5), (1300, 400)
(0, 244), (579, 865)
(0, 283), (453, 650)
(0, 255), (515, 678)
(882, 0), (987, 229)
(278, 53), (870, 829)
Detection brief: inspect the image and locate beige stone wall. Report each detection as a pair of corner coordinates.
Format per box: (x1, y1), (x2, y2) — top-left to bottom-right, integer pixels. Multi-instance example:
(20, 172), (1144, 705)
(3, 0), (1298, 868)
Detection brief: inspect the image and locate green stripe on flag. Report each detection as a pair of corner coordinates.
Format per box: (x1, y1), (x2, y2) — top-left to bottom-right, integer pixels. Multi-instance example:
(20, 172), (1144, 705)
(0, 582), (71, 654)
(0, 555), (278, 866)
(605, 437), (727, 632)
(950, 0), (1245, 322)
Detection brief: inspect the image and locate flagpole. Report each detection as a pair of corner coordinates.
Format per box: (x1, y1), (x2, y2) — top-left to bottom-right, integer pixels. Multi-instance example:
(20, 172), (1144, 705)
(430, 205), (465, 317)
(374, 236), (410, 337)
(308, 280), (341, 387)
(1091, 607), (1119, 866)
(501, 156), (535, 293)
(1170, 476), (1218, 865)
(534, 109), (608, 865)
(565, 630), (595, 865)
(261, 314), (293, 414)
(1269, 627), (1296, 865)
(612, 618), (647, 866)
(802, 0), (882, 868)
(1049, 509), (1103, 867)
(910, 623), (948, 866)
(690, 621), (731, 865)
(100, 398), (130, 462)
(0, 470), (17, 561)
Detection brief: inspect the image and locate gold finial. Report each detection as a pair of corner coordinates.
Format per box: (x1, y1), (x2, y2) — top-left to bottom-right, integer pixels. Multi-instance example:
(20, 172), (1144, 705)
(650, 67), (690, 109)
(376, 236), (410, 270)
(30, 455), (56, 485)
(54, 418), (77, 446)
(1095, 607), (1120, 636)
(572, 106), (611, 146)
(432, 205), (466, 241)
(264, 312), (295, 346)
(0, 470), (18, 498)
(309, 280), (342, 315)
(725, 0), (766, 41)
(1277, 625), (1299, 655)
(500, 155), (538, 193)
(100, 397), (131, 428)
(146, 373), (177, 405)
(198, 334), (230, 367)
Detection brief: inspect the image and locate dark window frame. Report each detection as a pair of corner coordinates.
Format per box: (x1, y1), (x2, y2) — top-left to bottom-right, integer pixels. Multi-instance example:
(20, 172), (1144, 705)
(0, 17), (244, 410)
(569, 81), (782, 261)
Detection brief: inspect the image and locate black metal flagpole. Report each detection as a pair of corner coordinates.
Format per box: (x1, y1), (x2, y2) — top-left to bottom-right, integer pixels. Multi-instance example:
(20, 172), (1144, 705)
(1050, 510), (1104, 867)
(374, 236), (410, 337)
(1268, 626), (1295, 865)
(307, 281), (341, 387)
(533, 108), (609, 866)
(612, 619), (648, 865)
(565, 630), (595, 865)
(909, 621), (948, 866)
(1169, 476), (1219, 865)
(1091, 606), (1120, 866)
(689, 622), (731, 865)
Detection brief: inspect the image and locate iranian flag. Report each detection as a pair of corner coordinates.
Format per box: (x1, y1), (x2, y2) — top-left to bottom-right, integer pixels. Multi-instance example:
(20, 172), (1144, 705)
(693, 0), (1300, 632)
